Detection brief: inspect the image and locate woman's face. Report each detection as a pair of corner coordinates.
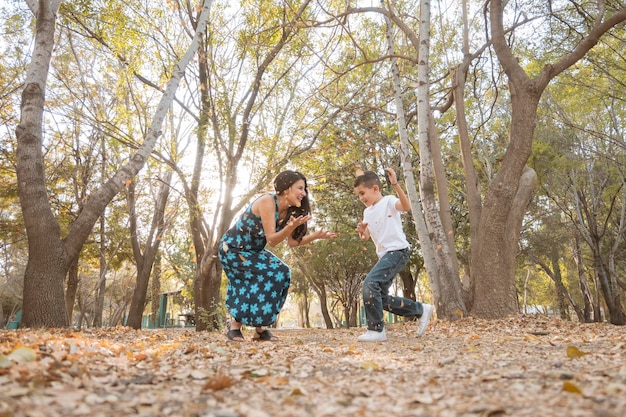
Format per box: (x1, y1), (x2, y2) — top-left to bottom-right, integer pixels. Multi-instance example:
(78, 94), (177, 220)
(285, 179), (306, 207)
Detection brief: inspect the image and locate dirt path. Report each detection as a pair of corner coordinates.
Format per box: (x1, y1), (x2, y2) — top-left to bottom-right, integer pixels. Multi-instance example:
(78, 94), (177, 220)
(1, 316), (624, 416)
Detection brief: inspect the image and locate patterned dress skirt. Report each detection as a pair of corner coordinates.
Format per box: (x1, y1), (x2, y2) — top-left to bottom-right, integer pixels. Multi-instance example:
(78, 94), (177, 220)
(218, 195), (291, 326)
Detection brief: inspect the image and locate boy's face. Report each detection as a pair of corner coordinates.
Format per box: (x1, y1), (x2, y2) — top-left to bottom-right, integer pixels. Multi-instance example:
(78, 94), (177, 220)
(354, 184), (381, 207)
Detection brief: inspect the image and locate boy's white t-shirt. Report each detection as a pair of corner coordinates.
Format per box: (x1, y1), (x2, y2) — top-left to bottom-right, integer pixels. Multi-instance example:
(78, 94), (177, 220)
(363, 195), (410, 258)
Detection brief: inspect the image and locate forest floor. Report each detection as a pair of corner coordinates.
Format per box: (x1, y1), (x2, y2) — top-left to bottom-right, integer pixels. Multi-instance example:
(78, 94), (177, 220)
(1, 315), (624, 417)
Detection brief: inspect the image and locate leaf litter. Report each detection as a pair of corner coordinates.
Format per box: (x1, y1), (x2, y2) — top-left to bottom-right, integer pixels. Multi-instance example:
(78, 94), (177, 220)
(0, 315), (624, 417)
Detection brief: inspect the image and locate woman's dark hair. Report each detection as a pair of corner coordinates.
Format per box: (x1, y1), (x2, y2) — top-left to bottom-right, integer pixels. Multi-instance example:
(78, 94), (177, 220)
(274, 170), (310, 241)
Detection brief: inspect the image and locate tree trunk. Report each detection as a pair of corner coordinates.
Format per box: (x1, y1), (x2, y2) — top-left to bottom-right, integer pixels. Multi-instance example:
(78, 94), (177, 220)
(571, 181), (625, 324)
(16, 0), (68, 327)
(76, 298), (85, 329)
(126, 171), (172, 330)
(342, 306), (350, 328)
(65, 258), (79, 325)
(194, 253), (222, 331)
(429, 112), (460, 277)
(22, 252), (69, 327)
(398, 269), (416, 302)
(317, 284), (334, 329)
(550, 251), (573, 321)
(592, 249), (626, 325)
(607, 201), (626, 325)
(470, 0), (540, 319)
(416, 0), (466, 320)
(191, 1), (313, 331)
(349, 301), (359, 327)
(528, 251), (584, 322)
(572, 237), (593, 322)
(451, 11), (489, 309)
(470, 102), (538, 318)
(126, 265), (153, 329)
(151, 253), (162, 328)
(93, 215), (107, 327)
(297, 262), (334, 329)
(298, 291), (310, 328)
(110, 298), (129, 327)
(93, 134), (108, 328)
(382, 0), (441, 311)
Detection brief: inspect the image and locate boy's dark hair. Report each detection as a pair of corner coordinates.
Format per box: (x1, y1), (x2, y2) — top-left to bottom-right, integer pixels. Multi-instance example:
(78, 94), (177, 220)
(354, 171), (381, 188)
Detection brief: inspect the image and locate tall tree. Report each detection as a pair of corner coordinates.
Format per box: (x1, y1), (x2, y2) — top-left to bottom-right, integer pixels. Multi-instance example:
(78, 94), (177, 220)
(16, 0), (213, 327)
(125, 169), (173, 329)
(470, 1), (626, 322)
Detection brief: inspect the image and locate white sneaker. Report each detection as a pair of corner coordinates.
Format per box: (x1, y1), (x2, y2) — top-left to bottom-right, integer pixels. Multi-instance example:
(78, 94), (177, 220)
(417, 304), (434, 336)
(357, 328), (387, 342)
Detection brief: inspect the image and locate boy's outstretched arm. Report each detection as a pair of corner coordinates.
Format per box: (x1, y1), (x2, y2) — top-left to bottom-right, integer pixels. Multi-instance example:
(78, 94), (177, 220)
(385, 167), (411, 212)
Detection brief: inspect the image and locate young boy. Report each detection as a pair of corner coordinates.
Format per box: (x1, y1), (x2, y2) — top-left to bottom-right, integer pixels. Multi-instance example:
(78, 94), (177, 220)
(354, 168), (433, 342)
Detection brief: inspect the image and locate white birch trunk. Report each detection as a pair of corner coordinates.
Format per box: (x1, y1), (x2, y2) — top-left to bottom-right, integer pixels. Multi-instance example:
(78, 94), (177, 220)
(414, 0), (466, 319)
(381, 2), (440, 302)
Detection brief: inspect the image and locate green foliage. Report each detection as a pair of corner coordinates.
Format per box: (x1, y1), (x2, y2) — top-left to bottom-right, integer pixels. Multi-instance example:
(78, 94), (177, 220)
(295, 233), (373, 324)
(522, 21), (626, 319)
(196, 303), (228, 331)
(516, 264), (557, 312)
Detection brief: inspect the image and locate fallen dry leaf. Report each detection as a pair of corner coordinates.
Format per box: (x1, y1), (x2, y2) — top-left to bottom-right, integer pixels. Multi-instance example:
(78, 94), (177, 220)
(478, 408), (507, 416)
(566, 345), (589, 358)
(359, 360), (379, 371)
(202, 372), (234, 390)
(7, 347), (37, 363)
(0, 353), (11, 368)
(563, 380), (583, 394)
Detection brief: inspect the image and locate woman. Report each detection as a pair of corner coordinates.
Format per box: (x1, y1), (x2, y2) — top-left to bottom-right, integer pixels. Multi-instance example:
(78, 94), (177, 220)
(218, 170), (337, 341)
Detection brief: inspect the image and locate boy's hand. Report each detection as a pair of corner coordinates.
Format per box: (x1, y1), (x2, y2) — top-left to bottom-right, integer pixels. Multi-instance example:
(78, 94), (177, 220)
(355, 219), (368, 234)
(356, 219), (370, 241)
(385, 167), (412, 212)
(385, 167), (398, 185)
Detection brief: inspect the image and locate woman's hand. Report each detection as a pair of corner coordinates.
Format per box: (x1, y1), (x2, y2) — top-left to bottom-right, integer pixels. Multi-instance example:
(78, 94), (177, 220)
(311, 229), (339, 240)
(291, 215), (338, 240)
(287, 214), (312, 228)
(285, 214), (338, 246)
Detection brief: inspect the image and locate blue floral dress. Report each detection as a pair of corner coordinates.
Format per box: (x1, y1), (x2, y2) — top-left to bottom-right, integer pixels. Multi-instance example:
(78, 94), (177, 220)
(218, 194), (290, 326)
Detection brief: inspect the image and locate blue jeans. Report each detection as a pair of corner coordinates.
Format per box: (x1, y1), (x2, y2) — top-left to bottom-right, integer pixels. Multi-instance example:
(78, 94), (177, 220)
(362, 248), (424, 331)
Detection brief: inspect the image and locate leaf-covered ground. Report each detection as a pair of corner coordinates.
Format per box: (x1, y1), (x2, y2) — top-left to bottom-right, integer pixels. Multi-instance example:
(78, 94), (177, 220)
(1, 315), (624, 417)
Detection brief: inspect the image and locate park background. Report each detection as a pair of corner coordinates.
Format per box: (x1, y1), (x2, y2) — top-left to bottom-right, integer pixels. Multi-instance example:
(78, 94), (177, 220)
(1, 0), (625, 333)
